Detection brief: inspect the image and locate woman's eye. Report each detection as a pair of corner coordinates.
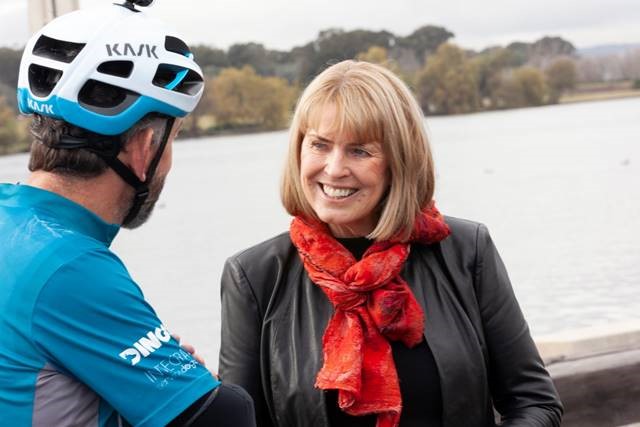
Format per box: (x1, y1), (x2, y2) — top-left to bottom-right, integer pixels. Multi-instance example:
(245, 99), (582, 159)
(310, 140), (328, 150)
(351, 147), (370, 157)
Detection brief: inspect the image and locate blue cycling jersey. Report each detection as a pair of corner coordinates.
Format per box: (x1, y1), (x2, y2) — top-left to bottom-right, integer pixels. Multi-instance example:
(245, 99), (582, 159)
(0, 183), (219, 427)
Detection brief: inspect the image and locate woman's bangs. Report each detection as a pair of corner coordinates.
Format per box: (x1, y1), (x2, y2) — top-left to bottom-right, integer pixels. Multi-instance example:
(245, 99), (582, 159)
(300, 95), (383, 145)
(298, 94), (330, 136)
(337, 91), (384, 145)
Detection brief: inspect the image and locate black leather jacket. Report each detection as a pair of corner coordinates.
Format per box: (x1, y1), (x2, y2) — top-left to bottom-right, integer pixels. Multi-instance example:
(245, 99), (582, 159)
(219, 217), (563, 426)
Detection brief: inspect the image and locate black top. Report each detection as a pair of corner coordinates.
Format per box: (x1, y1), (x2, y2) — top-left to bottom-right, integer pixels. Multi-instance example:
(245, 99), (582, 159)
(326, 238), (443, 427)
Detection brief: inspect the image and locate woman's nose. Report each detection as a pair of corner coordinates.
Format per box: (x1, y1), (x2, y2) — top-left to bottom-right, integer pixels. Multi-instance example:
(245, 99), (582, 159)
(324, 149), (349, 177)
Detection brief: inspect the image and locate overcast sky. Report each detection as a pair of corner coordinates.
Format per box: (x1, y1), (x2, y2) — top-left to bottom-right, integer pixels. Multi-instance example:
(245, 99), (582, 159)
(1, 0), (639, 51)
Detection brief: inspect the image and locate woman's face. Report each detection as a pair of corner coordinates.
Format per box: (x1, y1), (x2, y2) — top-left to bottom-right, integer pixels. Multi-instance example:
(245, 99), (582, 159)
(300, 104), (389, 238)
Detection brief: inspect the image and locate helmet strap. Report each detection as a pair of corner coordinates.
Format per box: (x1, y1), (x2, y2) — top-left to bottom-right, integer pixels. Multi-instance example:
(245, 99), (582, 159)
(118, 1), (141, 12)
(119, 116), (175, 225)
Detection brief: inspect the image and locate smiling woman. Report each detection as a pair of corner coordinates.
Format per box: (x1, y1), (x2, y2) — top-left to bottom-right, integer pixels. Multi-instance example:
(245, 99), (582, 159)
(282, 62), (435, 242)
(218, 60), (563, 427)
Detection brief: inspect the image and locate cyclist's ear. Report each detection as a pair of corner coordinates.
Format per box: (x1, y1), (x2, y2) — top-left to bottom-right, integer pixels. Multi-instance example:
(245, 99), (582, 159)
(120, 128), (155, 182)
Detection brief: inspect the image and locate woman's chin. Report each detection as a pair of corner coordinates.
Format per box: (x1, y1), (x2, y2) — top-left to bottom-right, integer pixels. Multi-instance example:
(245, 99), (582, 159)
(325, 220), (373, 238)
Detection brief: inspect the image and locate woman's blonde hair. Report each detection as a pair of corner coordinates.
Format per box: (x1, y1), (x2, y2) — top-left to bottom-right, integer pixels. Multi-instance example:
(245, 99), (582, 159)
(281, 60), (435, 241)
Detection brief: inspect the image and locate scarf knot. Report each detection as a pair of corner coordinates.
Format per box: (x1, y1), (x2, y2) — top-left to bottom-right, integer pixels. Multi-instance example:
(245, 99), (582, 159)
(290, 204), (450, 427)
(332, 291), (366, 312)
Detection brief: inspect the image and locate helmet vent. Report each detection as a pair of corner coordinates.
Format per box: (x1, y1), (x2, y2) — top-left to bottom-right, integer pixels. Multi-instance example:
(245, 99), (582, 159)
(152, 64), (180, 88)
(78, 79), (139, 115)
(153, 64), (203, 96)
(97, 61), (134, 78)
(28, 64), (63, 97)
(32, 35), (85, 64)
(172, 69), (204, 96)
(165, 36), (190, 56)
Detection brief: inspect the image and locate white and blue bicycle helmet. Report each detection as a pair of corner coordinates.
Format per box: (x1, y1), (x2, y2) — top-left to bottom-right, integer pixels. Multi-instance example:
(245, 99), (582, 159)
(17, 0), (204, 225)
(17, 0), (204, 136)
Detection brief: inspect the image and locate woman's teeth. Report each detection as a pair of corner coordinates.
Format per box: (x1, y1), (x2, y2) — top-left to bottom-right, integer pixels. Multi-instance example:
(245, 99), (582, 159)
(322, 184), (357, 198)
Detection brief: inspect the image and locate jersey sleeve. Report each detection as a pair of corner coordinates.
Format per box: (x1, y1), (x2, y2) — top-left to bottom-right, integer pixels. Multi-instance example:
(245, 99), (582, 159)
(30, 248), (220, 427)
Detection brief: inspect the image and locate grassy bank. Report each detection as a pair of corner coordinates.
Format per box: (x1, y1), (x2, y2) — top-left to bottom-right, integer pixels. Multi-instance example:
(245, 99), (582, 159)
(560, 80), (640, 104)
(560, 89), (640, 104)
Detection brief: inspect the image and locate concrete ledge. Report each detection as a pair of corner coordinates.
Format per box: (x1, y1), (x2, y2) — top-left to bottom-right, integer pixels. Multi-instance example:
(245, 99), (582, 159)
(531, 323), (640, 425)
(535, 321), (640, 364)
(548, 348), (640, 427)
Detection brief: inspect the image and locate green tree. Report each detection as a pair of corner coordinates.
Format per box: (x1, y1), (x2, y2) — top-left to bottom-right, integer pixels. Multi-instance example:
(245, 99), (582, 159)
(293, 28), (395, 83)
(471, 47), (515, 108)
(397, 25), (454, 65)
(209, 66), (296, 130)
(0, 82), (18, 110)
(504, 37), (576, 69)
(530, 37), (576, 58)
(226, 43), (296, 82)
(0, 48), (22, 89)
(228, 43), (274, 76)
(504, 42), (531, 68)
(416, 43), (479, 115)
(190, 45), (229, 74)
(545, 58), (577, 103)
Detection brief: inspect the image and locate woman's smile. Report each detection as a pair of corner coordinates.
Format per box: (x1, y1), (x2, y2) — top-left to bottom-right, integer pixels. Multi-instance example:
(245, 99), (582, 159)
(319, 183), (358, 200)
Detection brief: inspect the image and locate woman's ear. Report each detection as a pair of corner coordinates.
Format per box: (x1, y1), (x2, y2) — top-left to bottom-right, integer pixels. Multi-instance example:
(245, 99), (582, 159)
(119, 127), (154, 182)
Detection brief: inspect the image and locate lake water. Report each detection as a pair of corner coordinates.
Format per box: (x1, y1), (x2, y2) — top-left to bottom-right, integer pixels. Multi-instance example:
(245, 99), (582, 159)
(1, 97), (639, 367)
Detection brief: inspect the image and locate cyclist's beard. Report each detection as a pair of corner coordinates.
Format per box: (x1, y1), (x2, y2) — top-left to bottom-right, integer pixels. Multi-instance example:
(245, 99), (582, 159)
(121, 173), (167, 230)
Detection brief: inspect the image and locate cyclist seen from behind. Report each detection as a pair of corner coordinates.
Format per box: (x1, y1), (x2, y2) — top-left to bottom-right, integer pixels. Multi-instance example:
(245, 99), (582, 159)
(0, 1), (255, 426)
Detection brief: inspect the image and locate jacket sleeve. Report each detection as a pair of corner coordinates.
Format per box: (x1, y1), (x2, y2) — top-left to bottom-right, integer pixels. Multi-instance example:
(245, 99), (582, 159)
(219, 258), (274, 427)
(474, 224), (563, 426)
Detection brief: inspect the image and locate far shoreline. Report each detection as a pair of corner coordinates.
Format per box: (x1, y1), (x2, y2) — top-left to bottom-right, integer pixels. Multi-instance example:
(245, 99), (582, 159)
(181, 89), (640, 140)
(1, 91), (639, 157)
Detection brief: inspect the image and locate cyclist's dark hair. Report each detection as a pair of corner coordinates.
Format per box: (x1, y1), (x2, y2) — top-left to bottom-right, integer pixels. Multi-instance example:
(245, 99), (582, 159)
(29, 114), (168, 178)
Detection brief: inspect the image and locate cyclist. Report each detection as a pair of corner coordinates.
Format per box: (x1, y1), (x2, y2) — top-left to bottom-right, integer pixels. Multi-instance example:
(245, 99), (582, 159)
(0, 1), (255, 426)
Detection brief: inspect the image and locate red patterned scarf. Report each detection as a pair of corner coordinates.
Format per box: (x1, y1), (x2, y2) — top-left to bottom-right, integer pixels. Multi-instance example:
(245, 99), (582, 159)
(289, 204), (450, 427)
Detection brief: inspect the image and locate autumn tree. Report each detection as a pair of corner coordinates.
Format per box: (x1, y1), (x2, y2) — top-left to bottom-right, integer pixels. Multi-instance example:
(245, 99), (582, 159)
(493, 67), (547, 108)
(209, 66), (296, 130)
(178, 75), (216, 137)
(545, 58), (577, 103)
(356, 46), (389, 64)
(355, 46), (409, 82)
(0, 96), (29, 155)
(415, 43), (478, 114)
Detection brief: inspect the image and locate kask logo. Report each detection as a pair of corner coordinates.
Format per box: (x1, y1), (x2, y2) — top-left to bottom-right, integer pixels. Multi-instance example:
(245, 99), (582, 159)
(27, 98), (54, 115)
(119, 324), (171, 366)
(106, 43), (159, 59)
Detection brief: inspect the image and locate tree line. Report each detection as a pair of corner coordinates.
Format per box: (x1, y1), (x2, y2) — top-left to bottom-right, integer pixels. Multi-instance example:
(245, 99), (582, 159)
(2, 25), (639, 154)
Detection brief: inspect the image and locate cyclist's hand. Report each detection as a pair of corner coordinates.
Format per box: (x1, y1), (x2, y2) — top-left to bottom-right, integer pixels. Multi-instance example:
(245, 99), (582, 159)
(172, 333), (206, 366)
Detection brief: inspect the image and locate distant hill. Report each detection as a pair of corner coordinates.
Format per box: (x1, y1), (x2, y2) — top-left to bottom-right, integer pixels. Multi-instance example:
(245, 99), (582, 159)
(578, 44), (640, 58)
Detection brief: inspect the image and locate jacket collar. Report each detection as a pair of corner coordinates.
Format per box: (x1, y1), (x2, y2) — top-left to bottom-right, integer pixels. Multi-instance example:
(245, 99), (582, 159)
(0, 183), (120, 246)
